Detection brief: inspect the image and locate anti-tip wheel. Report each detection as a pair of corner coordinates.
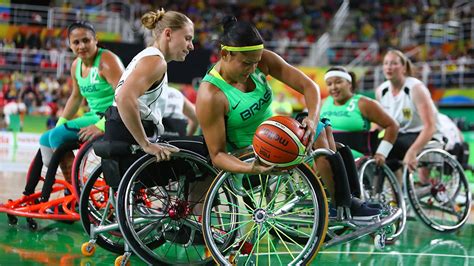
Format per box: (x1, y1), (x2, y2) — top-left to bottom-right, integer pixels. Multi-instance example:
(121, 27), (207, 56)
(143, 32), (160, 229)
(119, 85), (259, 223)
(374, 234), (386, 250)
(81, 242), (96, 256)
(7, 214), (18, 225)
(26, 218), (38, 231)
(114, 255), (131, 266)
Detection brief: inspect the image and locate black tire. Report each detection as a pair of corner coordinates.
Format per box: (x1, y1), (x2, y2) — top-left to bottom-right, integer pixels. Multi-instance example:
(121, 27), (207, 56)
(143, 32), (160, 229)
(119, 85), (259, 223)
(358, 158), (406, 243)
(79, 165), (125, 254)
(406, 148), (471, 232)
(116, 151), (217, 265)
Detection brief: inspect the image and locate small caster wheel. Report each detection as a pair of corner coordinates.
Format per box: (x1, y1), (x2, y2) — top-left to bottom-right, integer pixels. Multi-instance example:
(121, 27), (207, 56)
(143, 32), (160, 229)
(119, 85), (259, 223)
(385, 223), (396, 238)
(228, 253), (237, 265)
(205, 247), (211, 258)
(81, 242), (96, 256)
(374, 234), (386, 250)
(7, 214), (18, 225)
(79, 258), (95, 266)
(114, 255), (130, 266)
(26, 218), (38, 231)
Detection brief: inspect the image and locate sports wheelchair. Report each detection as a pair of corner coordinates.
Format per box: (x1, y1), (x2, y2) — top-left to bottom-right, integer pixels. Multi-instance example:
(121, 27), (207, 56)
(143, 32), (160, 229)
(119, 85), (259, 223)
(85, 138), (403, 265)
(80, 136), (218, 265)
(202, 144), (404, 264)
(335, 131), (472, 234)
(0, 135), (102, 230)
(403, 141), (471, 232)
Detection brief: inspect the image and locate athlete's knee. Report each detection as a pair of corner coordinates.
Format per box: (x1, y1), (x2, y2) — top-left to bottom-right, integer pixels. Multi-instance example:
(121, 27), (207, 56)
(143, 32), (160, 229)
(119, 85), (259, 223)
(40, 146), (54, 167)
(48, 128), (73, 148)
(39, 131), (51, 146)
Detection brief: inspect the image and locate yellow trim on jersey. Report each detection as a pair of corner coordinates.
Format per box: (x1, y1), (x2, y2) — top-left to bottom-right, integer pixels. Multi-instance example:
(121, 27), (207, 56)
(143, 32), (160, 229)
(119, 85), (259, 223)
(209, 68), (225, 82)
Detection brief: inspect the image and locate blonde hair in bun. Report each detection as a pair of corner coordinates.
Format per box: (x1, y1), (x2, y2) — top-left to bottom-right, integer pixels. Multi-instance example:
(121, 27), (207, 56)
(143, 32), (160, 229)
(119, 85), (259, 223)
(141, 8), (192, 40)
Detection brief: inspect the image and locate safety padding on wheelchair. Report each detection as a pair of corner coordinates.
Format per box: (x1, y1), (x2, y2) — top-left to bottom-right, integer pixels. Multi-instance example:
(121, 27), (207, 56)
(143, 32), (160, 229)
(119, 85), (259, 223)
(449, 142), (470, 169)
(326, 152), (352, 207)
(134, 156), (211, 190)
(338, 145), (361, 198)
(93, 140), (135, 189)
(93, 140), (132, 159)
(101, 158), (122, 189)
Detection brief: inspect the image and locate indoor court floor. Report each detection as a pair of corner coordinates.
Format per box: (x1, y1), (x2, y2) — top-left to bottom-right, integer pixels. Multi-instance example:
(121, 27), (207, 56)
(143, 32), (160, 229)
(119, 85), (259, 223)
(1, 146), (473, 266)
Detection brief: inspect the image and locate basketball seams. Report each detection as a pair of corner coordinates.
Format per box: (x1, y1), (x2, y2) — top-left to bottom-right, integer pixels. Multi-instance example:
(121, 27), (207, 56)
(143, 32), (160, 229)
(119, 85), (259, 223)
(254, 131), (299, 156)
(260, 120), (306, 155)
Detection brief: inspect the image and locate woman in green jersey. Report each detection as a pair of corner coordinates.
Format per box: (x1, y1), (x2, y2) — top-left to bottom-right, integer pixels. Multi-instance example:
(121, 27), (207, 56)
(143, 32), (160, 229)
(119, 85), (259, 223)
(23, 21), (124, 198)
(321, 66), (398, 166)
(196, 17), (381, 218)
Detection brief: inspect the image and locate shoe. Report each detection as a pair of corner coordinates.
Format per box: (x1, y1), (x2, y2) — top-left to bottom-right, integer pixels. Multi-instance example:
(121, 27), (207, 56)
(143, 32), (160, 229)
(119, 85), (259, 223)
(350, 198), (380, 220)
(328, 207), (337, 218)
(366, 202), (383, 209)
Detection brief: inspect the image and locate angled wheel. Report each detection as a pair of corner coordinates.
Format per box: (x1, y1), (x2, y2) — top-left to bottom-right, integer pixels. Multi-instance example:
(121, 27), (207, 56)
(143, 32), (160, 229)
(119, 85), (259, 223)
(72, 135), (103, 198)
(79, 165), (126, 254)
(116, 151), (217, 265)
(358, 158), (406, 242)
(406, 148), (471, 232)
(202, 152), (328, 265)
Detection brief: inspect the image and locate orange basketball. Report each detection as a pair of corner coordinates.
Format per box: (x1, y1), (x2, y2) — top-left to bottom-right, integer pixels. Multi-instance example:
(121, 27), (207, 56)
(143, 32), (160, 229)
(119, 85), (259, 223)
(252, 116), (306, 168)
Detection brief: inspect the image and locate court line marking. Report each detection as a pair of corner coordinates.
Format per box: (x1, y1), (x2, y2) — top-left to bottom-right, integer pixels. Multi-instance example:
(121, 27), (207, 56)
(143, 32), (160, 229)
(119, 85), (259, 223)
(319, 251), (474, 259)
(256, 250), (474, 259)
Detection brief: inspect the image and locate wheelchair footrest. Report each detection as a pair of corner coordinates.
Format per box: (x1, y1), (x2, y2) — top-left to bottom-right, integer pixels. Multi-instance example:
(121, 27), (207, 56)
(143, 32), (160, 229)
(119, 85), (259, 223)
(324, 207), (402, 248)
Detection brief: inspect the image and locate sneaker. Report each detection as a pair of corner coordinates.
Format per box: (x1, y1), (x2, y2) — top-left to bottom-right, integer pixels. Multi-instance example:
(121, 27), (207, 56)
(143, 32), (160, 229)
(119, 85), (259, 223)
(366, 202), (383, 209)
(328, 207), (337, 218)
(350, 198), (380, 220)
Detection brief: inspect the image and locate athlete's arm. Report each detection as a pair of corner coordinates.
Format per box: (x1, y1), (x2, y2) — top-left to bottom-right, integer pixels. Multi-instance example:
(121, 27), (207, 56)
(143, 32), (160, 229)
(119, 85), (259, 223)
(182, 97), (198, 136)
(259, 49), (320, 147)
(115, 55), (178, 160)
(99, 50), (125, 88)
(359, 96), (399, 164)
(62, 59), (84, 120)
(196, 82), (272, 174)
(405, 82), (438, 170)
(79, 51), (125, 140)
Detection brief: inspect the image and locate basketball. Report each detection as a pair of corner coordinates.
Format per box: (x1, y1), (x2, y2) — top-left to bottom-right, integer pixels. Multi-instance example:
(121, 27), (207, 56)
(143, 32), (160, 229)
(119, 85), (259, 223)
(252, 116), (307, 168)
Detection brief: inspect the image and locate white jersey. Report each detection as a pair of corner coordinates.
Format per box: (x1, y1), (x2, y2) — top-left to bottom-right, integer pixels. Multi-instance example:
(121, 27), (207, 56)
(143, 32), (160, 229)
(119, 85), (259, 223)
(156, 86), (186, 120)
(378, 77), (442, 140)
(114, 46), (166, 134)
(438, 113), (462, 150)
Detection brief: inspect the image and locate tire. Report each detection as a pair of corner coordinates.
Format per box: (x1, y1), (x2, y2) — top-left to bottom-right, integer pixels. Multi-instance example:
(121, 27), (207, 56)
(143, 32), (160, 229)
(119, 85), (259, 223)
(358, 158), (407, 242)
(72, 135), (103, 198)
(406, 148), (471, 232)
(116, 151), (217, 265)
(79, 165), (125, 254)
(202, 152), (328, 265)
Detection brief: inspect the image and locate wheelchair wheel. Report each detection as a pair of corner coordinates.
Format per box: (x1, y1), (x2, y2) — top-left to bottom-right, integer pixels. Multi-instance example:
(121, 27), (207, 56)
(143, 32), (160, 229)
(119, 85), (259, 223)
(202, 152), (328, 265)
(358, 158), (406, 243)
(72, 135), (103, 197)
(116, 151), (217, 265)
(406, 148), (472, 232)
(79, 165), (125, 254)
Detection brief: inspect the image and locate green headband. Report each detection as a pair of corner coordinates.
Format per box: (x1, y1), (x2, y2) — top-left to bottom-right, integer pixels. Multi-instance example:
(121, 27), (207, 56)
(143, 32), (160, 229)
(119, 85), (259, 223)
(221, 44), (264, 52)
